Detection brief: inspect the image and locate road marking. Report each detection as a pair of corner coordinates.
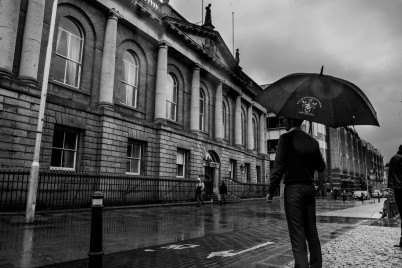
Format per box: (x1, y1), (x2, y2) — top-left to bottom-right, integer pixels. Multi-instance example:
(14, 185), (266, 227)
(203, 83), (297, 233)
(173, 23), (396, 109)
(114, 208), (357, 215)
(161, 244), (200, 250)
(207, 241), (275, 258)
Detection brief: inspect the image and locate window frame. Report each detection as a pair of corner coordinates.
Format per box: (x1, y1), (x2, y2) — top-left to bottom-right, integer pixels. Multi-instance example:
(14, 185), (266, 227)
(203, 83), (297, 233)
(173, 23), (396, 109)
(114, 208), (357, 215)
(166, 73), (178, 121)
(120, 51), (139, 108)
(50, 126), (80, 171)
(176, 149), (188, 178)
(54, 18), (84, 88)
(199, 89), (205, 131)
(126, 140), (143, 175)
(222, 102), (227, 138)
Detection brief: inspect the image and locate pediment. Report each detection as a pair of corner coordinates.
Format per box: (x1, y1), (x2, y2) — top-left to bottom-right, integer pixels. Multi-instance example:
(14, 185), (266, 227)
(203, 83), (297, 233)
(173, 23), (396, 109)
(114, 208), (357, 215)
(166, 18), (236, 69)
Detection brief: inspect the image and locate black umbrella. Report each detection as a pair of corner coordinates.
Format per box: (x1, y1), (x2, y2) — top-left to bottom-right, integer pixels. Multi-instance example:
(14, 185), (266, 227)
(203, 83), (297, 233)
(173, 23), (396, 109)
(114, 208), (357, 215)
(254, 67), (379, 127)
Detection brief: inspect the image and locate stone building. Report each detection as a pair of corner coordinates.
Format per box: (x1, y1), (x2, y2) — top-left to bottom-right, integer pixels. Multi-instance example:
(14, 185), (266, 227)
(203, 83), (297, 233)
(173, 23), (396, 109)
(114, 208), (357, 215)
(0, 0), (269, 196)
(328, 127), (384, 192)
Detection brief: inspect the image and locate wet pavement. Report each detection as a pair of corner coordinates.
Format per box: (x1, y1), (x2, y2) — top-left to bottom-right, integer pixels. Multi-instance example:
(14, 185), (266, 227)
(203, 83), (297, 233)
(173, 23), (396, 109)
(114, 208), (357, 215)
(0, 198), (400, 268)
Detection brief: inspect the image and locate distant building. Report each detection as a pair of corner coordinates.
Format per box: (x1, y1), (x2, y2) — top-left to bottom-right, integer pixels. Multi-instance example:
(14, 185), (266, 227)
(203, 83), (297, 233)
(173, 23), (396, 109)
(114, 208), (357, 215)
(328, 127), (384, 191)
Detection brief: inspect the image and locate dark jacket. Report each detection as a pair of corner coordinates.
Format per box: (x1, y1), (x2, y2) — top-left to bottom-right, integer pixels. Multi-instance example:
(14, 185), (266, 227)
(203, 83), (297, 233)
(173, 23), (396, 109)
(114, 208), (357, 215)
(388, 150), (402, 189)
(268, 128), (326, 195)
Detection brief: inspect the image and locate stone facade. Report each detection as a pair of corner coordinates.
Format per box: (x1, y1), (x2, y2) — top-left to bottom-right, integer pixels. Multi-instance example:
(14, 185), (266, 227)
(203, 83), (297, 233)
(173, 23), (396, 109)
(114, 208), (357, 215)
(0, 0), (269, 196)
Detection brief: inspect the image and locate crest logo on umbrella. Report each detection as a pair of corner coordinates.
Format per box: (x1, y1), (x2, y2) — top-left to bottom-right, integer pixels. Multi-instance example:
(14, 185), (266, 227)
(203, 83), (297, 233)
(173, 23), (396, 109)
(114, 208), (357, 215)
(297, 97), (322, 116)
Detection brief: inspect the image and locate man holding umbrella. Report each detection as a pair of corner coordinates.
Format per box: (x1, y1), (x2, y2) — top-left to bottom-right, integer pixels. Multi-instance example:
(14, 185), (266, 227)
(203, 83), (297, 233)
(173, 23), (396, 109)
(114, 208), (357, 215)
(266, 117), (326, 268)
(388, 144), (402, 248)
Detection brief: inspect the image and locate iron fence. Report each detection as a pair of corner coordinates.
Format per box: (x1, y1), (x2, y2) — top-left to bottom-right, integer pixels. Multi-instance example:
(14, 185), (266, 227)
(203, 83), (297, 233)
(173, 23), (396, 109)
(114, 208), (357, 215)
(223, 177), (269, 199)
(0, 169), (215, 212)
(0, 170), (268, 212)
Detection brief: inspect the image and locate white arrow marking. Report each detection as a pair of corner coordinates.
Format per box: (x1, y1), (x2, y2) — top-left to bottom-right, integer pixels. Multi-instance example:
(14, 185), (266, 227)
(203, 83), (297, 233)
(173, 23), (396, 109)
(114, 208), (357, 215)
(207, 241), (275, 258)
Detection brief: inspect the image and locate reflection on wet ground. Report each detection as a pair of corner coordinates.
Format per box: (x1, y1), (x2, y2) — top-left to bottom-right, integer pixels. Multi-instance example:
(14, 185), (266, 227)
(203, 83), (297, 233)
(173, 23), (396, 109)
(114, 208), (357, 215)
(0, 199), (399, 268)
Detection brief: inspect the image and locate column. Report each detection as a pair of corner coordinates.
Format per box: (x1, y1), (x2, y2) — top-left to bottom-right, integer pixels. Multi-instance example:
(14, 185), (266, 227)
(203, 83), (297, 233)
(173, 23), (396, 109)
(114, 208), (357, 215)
(234, 95), (242, 147)
(18, 0), (46, 85)
(99, 9), (122, 109)
(154, 41), (169, 120)
(214, 80), (223, 140)
(247, 104), (253, 151)
(190, 64), (200, 131)
(259, 113), (266, 154)
(0, 0), (21, 78)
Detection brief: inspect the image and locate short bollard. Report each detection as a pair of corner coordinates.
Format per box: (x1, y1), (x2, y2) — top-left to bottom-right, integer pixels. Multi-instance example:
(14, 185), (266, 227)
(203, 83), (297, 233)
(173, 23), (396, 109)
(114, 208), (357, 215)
(88, 191), (104, 268)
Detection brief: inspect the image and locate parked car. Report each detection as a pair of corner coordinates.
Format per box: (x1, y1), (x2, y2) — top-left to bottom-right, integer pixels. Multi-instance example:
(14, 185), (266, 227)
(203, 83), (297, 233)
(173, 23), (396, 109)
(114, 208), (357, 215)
(353, 190), (370, 200)
(371, 190), (382, 198)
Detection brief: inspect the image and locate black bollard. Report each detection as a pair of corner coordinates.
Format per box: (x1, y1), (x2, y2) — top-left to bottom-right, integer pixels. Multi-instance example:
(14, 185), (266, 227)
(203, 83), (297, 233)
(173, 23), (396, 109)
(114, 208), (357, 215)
(88, 191), (104, 268)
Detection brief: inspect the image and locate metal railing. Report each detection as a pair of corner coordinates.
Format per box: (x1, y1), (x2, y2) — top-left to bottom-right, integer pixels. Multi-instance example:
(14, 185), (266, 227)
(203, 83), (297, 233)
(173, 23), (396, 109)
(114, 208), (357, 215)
(223, 177), (269, 199)
(0, 169), (214, 212)
(0, 170), (268, 212)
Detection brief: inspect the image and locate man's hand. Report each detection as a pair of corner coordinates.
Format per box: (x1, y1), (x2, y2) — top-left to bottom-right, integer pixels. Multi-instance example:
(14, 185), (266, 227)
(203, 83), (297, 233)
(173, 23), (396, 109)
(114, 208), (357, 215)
(266, 194), (273, 203)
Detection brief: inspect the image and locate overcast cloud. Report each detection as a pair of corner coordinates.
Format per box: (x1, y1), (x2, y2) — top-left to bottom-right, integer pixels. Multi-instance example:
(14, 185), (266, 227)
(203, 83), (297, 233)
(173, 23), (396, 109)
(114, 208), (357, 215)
(173, 0), (402, 162)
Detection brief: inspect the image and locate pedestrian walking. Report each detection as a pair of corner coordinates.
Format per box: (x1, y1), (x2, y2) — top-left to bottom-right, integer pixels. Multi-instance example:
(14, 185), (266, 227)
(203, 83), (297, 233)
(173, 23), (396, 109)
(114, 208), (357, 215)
(219, 180), (228, 204)
(388, 144), (402, 248)
(266, 117), (326, 268)
(342, 190), (347, 203)
(361, 192), (365, 203)
(195, 177), (205, 207)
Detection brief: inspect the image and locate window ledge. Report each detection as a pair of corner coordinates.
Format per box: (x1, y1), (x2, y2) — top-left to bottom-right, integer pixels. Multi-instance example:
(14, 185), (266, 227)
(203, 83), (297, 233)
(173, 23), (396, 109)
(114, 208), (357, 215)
(50, 167), (75, 171)
(50, 80), (91, 96)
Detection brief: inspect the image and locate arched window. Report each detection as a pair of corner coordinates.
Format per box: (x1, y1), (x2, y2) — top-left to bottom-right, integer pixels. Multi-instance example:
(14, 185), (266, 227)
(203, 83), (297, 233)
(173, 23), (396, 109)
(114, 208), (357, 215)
(199, 90), (205, 131)
(241, 110), (246, 145)
(120, 51), (139, 107)
(167, 73), (177, 121)
(253, 117), (258, 150)
(222, 102), (227, 138)
(54, 18), (84, 88)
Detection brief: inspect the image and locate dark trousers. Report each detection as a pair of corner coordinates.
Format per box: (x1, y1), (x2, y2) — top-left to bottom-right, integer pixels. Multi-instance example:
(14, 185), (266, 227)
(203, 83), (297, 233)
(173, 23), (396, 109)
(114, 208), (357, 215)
(394, 189), (402, 243)
(285, 184), (322, 268)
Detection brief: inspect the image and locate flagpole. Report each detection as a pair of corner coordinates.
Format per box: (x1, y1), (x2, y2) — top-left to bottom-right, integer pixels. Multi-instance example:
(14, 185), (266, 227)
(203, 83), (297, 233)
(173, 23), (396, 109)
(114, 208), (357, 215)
(26, 0), (58, 224)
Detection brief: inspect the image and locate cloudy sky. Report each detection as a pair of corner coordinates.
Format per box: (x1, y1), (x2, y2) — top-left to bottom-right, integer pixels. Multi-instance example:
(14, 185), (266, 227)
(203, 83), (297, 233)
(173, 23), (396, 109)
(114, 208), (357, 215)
(172, 0), (402, 162)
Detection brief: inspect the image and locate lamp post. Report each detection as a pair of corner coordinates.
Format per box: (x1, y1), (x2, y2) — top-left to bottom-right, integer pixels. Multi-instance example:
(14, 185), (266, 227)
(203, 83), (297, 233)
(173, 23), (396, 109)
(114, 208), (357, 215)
(88, 191), (104, 268)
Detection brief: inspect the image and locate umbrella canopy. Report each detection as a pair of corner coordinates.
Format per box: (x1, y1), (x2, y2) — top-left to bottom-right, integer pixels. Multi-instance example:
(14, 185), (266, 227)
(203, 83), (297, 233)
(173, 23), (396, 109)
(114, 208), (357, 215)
(254, 70), (379, 128)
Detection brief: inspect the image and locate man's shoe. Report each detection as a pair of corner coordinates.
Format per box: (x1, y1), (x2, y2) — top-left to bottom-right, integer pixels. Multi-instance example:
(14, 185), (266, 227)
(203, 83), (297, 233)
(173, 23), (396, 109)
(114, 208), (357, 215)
(393, 244), (402, 248)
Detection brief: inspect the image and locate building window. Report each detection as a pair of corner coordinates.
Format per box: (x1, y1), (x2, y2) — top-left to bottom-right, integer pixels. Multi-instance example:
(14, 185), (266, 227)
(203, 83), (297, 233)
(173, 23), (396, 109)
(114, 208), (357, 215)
(267, 116), (285, 129)
(51, 127), (79, 170)
(253, 118), (258, 150)
(229, 159), (236, 179)
(119, 51), (139, 107)
(241, 111), (246, 145)
(199, 90), (205, 131)
(176, 150), (188, 178)
(167, 74), (178, 121)
(268, 139), (279, 152)
(222, 102), (227, 138)
(245, 163), (250, 182)
(54, 18), (84, 88)
(126, 141), (142, 175)
(256, 166), (261, 183)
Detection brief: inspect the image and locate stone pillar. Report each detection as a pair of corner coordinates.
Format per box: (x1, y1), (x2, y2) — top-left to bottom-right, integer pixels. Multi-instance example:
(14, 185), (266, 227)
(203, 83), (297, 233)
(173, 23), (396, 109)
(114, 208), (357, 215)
(18, 0), (46, 86)
(259, 113), (266, 154)
(0, 0), (21, 79)
(234, 95), (242, 147)
(99, 9), (122, 109)
(247, 104), (253, 151)
(214, 80), (223, 140)
(154, 41), (169, 120)
(189, 64), (201, 131)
